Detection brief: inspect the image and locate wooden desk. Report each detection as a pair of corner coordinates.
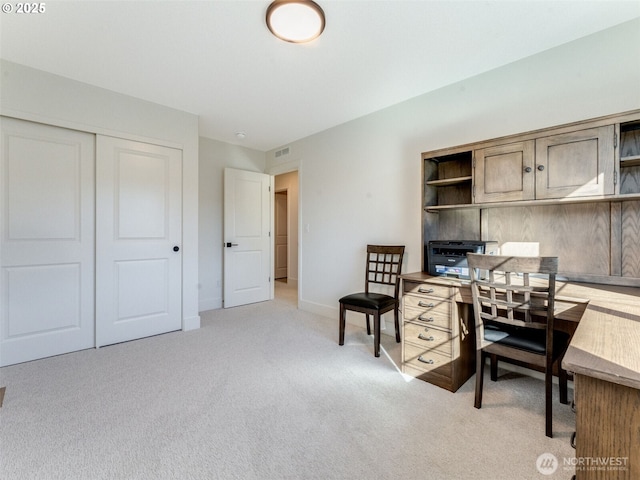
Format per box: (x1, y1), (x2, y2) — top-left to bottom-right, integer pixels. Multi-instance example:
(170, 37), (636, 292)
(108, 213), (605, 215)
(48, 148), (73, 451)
(400, 272), (591, 391)
(562, 302), (640, 480)
(401, 272), (640, 476)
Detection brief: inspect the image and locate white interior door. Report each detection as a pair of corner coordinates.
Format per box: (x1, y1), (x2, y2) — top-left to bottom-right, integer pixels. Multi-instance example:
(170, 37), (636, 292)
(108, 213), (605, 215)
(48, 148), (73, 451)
(223, 168), (272, 308)
(96, 136), (182, 347)
(1, 117), (95, 366)
(275, 190), (288, 280)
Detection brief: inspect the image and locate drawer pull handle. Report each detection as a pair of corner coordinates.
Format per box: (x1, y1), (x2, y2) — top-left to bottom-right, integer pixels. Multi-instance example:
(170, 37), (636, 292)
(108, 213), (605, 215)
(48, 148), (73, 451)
(418, 316), (435, 322)
(418, 333), (434, 341)
(570, 431), (576, 449)
(571, 401), (576, 414)
(417, 356), (434, 365)
(418, 301), (435, 308)
(418, 288), (434, 294)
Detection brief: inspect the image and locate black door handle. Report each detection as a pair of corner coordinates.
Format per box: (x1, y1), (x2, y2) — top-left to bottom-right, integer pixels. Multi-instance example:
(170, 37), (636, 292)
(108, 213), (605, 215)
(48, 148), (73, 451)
(173, 246), (180, 252)
(225, 242), (239, 248)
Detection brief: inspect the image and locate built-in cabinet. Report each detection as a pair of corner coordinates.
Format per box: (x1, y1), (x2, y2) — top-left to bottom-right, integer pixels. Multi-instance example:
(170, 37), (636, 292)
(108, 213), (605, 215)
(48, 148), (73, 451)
(424, 112), (639, 209)
(534, 126), (615, 200)
(422, 110), (640, 285)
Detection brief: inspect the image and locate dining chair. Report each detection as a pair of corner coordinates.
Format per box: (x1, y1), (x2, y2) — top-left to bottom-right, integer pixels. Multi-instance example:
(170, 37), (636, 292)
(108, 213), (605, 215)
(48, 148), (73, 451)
(338, 245), (405, 357)
(467, 253), (569, 437)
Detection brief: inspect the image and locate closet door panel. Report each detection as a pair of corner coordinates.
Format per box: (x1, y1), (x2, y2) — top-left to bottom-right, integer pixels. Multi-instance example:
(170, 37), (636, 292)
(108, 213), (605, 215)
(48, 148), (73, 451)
(1, 117), (95, 366)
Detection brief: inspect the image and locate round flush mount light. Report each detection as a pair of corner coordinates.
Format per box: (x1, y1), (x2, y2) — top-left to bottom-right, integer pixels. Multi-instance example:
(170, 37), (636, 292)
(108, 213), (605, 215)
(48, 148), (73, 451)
(266, 0), (325, 44)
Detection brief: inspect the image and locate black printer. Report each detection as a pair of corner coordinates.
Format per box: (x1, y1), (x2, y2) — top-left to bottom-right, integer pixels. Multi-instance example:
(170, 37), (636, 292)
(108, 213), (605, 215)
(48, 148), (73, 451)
(426, 240), (498, 279)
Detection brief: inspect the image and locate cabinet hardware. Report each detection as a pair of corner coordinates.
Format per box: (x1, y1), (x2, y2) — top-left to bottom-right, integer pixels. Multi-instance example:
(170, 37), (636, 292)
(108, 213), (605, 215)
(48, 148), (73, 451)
(418, 315), (435, 322)
(524, 166), (532, 173)
(418, 333), (435, 341)
(417, 356), (434, 364)
(537, 164), (545, 171)
(418, 288), (434, 294)
(570, 431), (577, 449)
(418, 301), (435, 308)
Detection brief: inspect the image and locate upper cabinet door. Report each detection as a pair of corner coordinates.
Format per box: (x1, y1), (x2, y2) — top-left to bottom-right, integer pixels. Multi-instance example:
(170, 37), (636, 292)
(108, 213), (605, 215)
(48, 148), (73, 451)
(535, 125), (615, 200)
(474, 141), (535, 203)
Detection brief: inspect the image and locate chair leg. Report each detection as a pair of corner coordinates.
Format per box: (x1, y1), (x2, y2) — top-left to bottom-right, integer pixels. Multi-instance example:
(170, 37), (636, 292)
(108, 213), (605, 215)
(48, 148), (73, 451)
(490, 354), (498, 381)
(365, 314), (371, 336)
(545, 366), (553, 438)
(559, 364), (569, 405)
(474, 349), (485, 409)
(339, 303), (346, 346)
(373, 313), (381, 357)
(394, 306), (401, 343)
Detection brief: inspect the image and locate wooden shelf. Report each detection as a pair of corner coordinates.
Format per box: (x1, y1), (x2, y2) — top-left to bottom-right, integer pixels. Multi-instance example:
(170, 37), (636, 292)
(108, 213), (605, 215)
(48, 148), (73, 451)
(425, 175), (472, 187)
(424, 192), (640, 212)
(621, 155), (640, 167)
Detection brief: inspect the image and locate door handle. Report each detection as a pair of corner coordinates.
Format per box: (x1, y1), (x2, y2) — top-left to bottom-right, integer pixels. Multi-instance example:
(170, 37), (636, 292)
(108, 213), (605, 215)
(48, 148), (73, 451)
(225, 242), (239, 248)
(173, 246), (180, 252)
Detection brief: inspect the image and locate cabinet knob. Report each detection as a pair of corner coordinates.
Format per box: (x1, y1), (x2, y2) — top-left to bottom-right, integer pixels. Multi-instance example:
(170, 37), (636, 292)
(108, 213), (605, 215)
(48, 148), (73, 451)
(537, 164), (545, 171)
(524, 166), (532, 173)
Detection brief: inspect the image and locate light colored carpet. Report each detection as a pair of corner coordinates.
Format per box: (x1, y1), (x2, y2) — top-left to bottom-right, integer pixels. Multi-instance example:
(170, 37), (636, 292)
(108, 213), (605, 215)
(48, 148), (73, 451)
(0, 281), (576, 479)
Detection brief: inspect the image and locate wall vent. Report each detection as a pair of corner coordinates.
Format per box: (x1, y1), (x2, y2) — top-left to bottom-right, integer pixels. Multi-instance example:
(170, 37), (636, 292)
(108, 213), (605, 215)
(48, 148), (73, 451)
(275, 146), (290, 158)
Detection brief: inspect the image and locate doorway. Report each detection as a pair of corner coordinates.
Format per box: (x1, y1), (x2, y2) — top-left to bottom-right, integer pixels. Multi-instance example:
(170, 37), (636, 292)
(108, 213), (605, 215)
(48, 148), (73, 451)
(274, 171), (298, 305)
(275, 190), (288, 280)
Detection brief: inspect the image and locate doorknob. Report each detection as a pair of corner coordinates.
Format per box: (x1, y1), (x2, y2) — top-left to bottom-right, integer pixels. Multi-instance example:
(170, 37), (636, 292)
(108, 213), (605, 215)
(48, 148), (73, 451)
(225, 242), (239, 248)
(173, 246), (180, 252)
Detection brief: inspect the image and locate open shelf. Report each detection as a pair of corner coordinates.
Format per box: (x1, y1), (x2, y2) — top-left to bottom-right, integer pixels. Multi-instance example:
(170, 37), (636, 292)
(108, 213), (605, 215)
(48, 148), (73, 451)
(621, 155), (640, 167)
(424, 192), (640, 212)
(426, 175), (472, 187)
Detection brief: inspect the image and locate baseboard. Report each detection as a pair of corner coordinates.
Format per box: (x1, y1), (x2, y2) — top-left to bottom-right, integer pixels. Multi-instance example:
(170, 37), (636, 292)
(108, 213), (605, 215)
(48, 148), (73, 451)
(298, 300), (397, 336)
(182, 314), (201, 331)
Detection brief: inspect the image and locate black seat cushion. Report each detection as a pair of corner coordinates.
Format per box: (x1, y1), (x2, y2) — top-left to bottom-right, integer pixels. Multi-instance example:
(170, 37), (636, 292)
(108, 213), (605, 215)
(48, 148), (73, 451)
(339, 292), (396, 311)
(484, 323), (570, 357)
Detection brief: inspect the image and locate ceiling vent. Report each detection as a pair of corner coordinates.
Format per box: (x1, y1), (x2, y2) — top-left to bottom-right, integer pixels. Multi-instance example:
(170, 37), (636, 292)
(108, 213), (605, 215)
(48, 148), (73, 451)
(275, 146), (290, 158)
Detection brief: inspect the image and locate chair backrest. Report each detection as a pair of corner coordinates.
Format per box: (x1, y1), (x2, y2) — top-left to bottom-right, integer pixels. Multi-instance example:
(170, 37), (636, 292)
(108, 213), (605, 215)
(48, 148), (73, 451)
(365, 245), (405, 298)
(467, 253), (558, 335)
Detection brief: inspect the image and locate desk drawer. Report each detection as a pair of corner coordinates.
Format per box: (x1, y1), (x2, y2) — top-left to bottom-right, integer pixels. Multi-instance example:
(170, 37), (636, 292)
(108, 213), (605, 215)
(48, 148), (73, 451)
(403, 294), (450, 314)
(403, 321), (451, 355)
(404, 343), (452, 376)
(403, 281), (452, 299)
(403, 304), (451, 330)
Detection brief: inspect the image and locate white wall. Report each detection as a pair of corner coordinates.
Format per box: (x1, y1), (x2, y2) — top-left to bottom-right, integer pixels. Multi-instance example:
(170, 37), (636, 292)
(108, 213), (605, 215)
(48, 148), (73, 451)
(274, 171), (299, 284)
(1, 60), (201, 331)
(266, 19), (640, 325)
(198, 136), (266, 311)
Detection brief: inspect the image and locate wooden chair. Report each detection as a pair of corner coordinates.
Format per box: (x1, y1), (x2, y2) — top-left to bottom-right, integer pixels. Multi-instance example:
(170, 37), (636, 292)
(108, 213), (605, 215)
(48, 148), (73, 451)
(339, 245), (405, 357)
(467, 253), (569, 438)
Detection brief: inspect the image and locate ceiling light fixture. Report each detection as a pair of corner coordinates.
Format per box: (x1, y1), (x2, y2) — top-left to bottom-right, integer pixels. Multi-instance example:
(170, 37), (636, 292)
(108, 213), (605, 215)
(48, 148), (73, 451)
(266, 0), (325, 44)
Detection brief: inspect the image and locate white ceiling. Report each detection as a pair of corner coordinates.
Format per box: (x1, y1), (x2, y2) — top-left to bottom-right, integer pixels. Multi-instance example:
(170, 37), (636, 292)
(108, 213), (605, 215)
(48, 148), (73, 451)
(1, 1), (639, 151)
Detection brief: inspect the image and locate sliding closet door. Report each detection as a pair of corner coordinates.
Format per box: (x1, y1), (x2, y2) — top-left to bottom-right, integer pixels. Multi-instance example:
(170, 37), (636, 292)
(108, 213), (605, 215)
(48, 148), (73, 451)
(0, 117), (95, 366)
(96, 136), (182, 347)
